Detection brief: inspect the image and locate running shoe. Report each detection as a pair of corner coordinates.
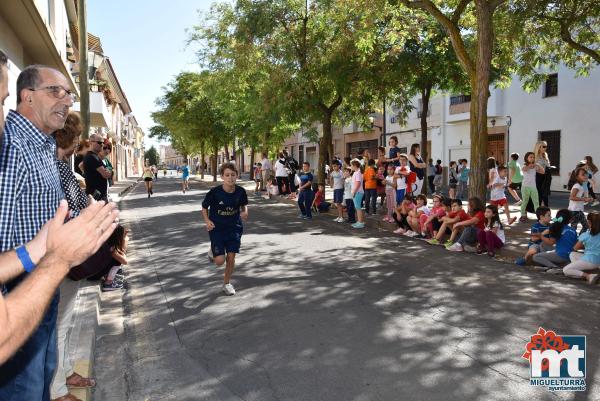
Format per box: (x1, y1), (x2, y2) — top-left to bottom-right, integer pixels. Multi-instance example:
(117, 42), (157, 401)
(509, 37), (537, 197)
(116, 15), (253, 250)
(463, 245), (478, 253)
(223, 283), (236, 296)
(336, 217), (344, 223)
(403, 230), (417, 237)
(446, 243), (464, 252)
(427, 238), (440, 245)
(592, 201), (600, 207)
(515, 257), (526, 266)
(443, 240), (453, 248)
(587, 274), (600, 285)
(546, 268), (564, 275)
(519, 216), (528, 223)
(393, 228), (405, 234)
(351, 222), (365, 229)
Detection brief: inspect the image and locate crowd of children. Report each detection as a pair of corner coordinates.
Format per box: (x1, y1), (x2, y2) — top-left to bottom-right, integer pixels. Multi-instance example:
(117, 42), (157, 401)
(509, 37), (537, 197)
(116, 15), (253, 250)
(283, 152), (600, 286)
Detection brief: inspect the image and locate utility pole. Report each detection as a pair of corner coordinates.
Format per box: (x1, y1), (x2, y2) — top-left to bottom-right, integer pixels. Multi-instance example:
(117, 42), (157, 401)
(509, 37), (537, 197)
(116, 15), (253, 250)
(77, 0), (89, 139)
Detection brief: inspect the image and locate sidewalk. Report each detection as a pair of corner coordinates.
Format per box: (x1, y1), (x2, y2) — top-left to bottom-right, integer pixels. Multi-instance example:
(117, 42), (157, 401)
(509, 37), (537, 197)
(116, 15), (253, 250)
(192, 174), (599, 264)
(65, 176), (141, 401)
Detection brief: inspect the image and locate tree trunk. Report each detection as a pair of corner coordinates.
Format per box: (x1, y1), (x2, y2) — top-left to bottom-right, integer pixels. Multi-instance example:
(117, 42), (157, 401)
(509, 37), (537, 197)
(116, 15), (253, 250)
(420, 84), (432, 196)
(262, 132), (270, 155)
(468, 0), (494, 200)
(212, 145), (218, 182)
(250, 148), (255, 180)
(318, 110), (333, 185)
(224, 142), (230, 161)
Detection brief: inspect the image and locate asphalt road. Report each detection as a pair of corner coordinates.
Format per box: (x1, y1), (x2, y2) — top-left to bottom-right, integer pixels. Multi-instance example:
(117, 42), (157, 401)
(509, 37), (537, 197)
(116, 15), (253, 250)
(94, 176), (600, 401)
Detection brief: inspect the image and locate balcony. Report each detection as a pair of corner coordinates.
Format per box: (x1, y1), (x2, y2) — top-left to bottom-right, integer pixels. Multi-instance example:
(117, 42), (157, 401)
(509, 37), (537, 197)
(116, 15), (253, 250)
(73, 91), (110, 127)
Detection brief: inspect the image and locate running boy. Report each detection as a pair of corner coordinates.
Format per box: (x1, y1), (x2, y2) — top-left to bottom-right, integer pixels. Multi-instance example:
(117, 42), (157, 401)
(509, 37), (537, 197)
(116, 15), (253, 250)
(202, 162), (249, 296)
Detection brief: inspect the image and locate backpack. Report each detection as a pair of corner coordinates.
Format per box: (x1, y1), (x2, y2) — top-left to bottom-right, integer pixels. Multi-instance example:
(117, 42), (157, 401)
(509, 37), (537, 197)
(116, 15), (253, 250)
(286, 157), (299, 175)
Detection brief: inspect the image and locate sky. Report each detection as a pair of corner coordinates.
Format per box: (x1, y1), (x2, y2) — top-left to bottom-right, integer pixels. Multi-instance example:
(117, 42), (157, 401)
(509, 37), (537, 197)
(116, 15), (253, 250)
(88, 0), (215, 150)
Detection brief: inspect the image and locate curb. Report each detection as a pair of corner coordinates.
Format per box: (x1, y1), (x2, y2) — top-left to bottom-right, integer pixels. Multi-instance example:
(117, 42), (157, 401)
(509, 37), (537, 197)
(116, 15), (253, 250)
(67, 282), (101, 401)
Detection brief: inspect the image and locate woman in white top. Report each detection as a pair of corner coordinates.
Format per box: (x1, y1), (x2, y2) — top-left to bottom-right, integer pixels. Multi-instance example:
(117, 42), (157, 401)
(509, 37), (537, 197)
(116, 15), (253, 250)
(274, 152), (290, 195)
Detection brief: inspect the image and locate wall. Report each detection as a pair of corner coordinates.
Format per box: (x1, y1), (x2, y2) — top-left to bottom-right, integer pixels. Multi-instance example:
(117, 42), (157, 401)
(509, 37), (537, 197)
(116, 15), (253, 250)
(505, 65), (600, 190)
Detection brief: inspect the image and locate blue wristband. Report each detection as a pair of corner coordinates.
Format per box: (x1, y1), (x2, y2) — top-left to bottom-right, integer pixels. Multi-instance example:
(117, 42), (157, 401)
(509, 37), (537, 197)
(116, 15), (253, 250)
(16, 246), (36, 273)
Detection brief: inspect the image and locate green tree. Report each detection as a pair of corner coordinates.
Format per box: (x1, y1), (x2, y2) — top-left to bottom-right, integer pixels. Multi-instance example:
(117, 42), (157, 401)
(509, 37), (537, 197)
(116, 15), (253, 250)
(144, 146), (159, 166)
(512, 0), (599, 90)
(397, 0), (512, 199)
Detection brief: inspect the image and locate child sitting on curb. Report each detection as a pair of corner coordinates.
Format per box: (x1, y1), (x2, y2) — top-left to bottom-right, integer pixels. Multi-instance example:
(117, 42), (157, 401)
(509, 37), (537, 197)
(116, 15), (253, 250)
(563, 212), (600, 285)
(446, 197), (486, 252)
(312, 184), (331, 213)
(427, 199), (468, 245)
(515, 206), (552, 266)
(476, 204), (505, 257)
(421, 194), (447, 239)
(393, 195), (415, 234)
(406, 194), (430, 238)
(531, 209), (578, 272)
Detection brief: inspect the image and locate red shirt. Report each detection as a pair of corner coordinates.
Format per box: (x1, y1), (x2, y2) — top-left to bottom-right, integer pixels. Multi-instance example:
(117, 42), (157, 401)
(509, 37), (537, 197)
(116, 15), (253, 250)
(314, 190), (324, 206)
(472, 211), (485, 230)
(448, 209), (469, 221)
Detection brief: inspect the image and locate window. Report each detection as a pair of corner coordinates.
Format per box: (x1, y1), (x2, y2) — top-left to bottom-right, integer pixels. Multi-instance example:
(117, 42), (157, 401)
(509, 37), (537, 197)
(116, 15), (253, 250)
(390, 116), (397, 124)
(539, 130), (560, 175)
(347, 140), (378, 159)
(450, 94), (471, 105)
(47, 0), (56, 33)
(298, 145), (304, 165)
(543, 74), (558, 98)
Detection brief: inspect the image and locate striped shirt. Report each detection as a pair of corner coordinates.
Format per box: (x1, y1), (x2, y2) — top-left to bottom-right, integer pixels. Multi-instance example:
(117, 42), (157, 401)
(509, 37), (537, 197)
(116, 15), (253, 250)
(0, 110), (65, 252)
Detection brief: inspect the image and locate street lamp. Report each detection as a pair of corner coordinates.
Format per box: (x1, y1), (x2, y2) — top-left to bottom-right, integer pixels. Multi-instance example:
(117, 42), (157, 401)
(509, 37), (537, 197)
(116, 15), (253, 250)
(87, 50), (103, 80)
(369, 116), (384, 146)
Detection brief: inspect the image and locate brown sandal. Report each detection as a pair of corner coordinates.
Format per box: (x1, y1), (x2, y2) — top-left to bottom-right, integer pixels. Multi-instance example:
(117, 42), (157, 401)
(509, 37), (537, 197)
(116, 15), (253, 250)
(66, 372), (96, 388)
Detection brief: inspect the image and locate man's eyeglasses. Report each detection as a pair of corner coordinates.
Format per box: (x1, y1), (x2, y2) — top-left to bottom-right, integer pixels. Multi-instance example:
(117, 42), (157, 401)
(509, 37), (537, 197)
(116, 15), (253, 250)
(29, 85), (76, 102)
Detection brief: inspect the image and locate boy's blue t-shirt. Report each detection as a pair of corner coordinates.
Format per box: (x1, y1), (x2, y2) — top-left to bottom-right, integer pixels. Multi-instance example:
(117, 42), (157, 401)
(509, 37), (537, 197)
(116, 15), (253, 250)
(555, 226), (578, 259)
(578, 231), (600, 265)
(299, 171), (313, 189)
(201, 185), (248, 232)
(459, 167), (470, 182)
(182, 165), (189, 177)
(529, 222), (550, 245)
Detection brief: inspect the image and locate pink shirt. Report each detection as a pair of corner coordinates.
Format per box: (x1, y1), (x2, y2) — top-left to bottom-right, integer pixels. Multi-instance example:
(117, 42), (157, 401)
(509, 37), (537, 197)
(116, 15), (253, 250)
(352, 170), (364, 193)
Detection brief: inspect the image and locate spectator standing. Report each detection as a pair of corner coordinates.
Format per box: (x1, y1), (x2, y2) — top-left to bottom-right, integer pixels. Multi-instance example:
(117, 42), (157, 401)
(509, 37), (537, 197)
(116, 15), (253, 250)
(101, 141), (114, 186)
(520, 152), (545, 222)
(284, 150), (299, 194)
(343, 168), (356, 224)
(274, 152), (290, 195)
(387, 136), (401, 167)
(51, 112), (97, 400)
(83, 133), (112, 201)
(433, 160), (443, 192)
(181, 161), (190, 193)
(363, 159), (378, 215)
(583, 156), (599, 206)
(568, 167), (592, 234)
(0, 64), (73, 401)
(458, 159), (470, 199)
(507, 153), (523, 205)
(260, 152), (272, 191)
(427, 159), (436, 192)
(73, 139), (89, 177)
(408, 143), (427, 195)
(329, 161), (345, 222)
(534, 141), (552, 207)
(448, 161), (459, 199)
(297, 162), (314, 220)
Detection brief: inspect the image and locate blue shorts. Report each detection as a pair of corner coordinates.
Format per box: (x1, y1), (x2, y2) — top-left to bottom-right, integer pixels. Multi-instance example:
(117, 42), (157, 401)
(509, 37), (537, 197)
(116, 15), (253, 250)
(353, 192), (364, 209)
(209, 229), (242, 256)
(396, 189), (406, 204)
(333, 189), (344, 204)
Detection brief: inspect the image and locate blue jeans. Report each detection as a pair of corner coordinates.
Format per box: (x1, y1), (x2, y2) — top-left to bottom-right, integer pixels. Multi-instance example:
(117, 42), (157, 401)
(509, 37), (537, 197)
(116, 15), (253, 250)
(298, 189), (314, 218)
(364, 189), (377, 214)
(345, 199), (356, 223)
(0, 292), (59, 401)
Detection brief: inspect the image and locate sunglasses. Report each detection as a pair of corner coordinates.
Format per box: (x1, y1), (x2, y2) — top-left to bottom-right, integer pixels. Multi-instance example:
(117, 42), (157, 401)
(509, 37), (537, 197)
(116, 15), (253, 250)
(93, 141), (104, 145)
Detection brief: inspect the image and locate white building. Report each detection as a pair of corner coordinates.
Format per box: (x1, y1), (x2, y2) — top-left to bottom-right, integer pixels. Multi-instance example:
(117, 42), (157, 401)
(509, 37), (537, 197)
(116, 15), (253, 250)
(385, 66), (600, 191)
